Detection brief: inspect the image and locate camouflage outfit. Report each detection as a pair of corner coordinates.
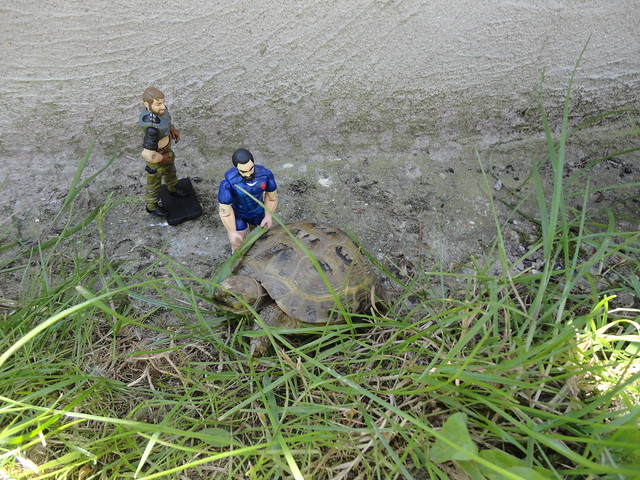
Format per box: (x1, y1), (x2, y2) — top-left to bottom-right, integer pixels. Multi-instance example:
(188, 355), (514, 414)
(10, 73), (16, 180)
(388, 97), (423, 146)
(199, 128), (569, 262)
(139, 107), (179, 210)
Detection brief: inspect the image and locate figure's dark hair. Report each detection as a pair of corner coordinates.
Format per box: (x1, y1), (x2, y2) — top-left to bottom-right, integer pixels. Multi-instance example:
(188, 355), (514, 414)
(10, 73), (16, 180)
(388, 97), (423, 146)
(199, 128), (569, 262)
(232, 148), (254, 166)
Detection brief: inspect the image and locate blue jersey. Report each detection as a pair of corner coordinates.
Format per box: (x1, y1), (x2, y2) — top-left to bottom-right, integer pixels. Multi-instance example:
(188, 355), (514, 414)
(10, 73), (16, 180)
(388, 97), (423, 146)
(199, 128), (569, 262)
(218, 165), (277, 220)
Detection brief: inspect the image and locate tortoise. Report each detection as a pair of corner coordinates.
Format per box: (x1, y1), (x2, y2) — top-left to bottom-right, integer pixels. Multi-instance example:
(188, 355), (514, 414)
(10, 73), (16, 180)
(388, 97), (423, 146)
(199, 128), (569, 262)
(214, 221), (383, 356)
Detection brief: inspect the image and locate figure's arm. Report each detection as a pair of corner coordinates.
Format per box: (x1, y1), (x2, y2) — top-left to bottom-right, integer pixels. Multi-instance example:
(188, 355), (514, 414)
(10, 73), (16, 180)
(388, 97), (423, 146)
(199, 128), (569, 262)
(141, 127), (161, 163)
(260, 190), (278, 228)
(170, 124), (180, 143)
(218, 203), (236, 232)
(219, 203), (245, 250)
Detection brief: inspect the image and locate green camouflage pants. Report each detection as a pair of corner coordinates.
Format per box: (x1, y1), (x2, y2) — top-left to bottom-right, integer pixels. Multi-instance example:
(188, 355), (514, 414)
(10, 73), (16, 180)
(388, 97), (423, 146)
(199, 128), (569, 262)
(145, 151), (178, 210)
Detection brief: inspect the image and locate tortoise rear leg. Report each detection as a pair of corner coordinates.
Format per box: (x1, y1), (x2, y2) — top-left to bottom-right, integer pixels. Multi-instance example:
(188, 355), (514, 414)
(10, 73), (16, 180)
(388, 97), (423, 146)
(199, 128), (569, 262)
(249, 303), (299, 357)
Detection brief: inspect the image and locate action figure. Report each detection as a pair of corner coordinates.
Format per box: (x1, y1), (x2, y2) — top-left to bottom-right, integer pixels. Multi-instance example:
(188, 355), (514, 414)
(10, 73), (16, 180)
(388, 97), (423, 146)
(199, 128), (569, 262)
(218, 148), (278, 252)
(139, 87), (188, 217)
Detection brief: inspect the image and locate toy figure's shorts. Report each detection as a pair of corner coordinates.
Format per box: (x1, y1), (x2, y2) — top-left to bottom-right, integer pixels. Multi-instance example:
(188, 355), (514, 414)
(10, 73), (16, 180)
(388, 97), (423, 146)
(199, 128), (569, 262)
(236, 212), (265, 231)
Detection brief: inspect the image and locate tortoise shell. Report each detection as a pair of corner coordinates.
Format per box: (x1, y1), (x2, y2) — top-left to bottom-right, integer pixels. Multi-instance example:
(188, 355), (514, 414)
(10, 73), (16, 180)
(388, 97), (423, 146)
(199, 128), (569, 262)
(233, 222), (381, 324)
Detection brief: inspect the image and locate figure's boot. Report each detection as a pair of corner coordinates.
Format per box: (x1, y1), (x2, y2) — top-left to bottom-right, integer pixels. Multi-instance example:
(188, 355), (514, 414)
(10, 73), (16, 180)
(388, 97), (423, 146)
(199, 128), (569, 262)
(146, 205), (167, 216)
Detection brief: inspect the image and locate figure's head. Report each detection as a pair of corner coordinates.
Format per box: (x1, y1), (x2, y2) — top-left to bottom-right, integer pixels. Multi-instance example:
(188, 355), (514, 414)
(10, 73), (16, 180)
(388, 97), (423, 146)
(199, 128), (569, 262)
(232, 148), (255, 182)
(214, 275), (269, 313)
(142, 87), (166, 116)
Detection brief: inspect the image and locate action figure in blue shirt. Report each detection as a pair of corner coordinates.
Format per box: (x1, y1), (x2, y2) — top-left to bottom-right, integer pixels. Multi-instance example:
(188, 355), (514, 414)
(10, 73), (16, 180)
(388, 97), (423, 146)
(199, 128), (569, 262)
(218, 148), (278, 252)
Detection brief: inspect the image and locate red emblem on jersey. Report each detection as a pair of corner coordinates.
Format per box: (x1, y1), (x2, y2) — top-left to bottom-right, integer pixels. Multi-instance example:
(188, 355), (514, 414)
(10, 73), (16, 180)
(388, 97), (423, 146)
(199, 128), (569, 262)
(261, 182), (266, 190)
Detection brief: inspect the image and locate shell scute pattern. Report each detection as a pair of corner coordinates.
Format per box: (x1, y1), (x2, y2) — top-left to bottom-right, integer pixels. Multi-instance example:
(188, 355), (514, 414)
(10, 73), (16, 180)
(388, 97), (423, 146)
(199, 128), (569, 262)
(234, 222), (380, 325)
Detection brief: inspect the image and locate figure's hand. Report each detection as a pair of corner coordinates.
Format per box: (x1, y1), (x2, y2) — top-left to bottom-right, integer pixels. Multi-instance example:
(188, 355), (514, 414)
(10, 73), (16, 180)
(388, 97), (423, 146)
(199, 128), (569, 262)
(260, 214), (273, 229)
(229, 231), (245, 252)
(170, 127), (181, 143)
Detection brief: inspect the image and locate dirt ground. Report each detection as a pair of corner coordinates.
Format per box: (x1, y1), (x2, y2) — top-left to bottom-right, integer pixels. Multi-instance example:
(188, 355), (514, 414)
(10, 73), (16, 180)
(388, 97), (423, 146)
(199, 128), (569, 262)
(0, 120), (638, 304)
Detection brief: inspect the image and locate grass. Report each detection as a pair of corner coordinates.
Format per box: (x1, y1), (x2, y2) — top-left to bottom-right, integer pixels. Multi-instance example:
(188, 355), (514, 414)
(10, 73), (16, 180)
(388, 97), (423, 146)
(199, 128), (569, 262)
(1, 70), (640, 478)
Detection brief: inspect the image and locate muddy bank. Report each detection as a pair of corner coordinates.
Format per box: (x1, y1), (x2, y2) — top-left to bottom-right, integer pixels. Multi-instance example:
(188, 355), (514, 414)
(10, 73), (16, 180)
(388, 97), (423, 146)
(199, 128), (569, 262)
(1, 119), (637, 306)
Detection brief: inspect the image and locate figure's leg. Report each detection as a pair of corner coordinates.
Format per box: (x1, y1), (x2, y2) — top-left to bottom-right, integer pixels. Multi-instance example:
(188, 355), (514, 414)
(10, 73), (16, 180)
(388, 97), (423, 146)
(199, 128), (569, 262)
(229, 228), (248, 253)
(163, 151), (177, 189)
(145, 164), (166, 215)
(229, 213), (263, 253)
(229, 218), (249, 254)
(163, 151), (187, 197)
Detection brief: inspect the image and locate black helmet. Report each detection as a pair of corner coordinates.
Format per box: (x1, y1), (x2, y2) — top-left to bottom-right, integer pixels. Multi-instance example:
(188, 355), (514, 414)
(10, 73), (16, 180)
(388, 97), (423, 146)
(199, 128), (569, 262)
(232, 148), (254, 166)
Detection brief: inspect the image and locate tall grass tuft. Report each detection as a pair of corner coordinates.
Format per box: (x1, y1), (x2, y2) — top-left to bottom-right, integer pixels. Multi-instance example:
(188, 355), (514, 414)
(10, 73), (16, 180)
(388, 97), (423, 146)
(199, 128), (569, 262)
(1, 71), (639, 478)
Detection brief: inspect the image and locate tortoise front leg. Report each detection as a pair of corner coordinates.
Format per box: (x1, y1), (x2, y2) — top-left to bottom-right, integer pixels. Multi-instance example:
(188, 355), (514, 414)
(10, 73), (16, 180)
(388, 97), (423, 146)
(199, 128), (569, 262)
(249, 303), (298, 357)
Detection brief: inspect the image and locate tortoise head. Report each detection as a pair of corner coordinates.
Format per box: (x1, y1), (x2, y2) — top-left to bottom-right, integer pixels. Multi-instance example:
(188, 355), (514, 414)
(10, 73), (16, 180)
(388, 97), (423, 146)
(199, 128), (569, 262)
(214, 275), (271, 313)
